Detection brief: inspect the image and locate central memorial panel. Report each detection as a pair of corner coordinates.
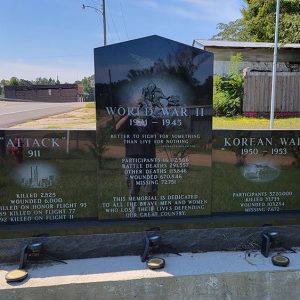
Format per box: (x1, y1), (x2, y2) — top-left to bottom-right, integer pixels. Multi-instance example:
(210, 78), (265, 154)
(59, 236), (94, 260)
(95, 35), (213, 220)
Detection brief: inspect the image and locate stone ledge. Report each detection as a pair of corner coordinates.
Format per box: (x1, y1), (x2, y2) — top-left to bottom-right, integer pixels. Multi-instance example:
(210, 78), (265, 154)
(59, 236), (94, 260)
(0, 250), (300, 300)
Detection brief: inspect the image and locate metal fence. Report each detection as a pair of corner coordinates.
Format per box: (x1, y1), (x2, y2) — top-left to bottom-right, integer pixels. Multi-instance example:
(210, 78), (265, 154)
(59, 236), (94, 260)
(243, 72), (300, 113)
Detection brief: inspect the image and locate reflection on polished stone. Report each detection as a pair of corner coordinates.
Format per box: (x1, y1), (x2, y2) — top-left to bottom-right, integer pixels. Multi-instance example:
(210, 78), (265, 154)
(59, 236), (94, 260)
(212, 130), (300, 215)
(0, 130), (97, 224)
(95, 35), (213, 220)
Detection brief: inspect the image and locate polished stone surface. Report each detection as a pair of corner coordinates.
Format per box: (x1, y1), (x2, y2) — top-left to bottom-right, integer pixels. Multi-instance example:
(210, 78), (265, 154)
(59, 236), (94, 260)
(0, 130), (97, 225)
(213, 130), (300, 215)
(95, 35), (213, 220)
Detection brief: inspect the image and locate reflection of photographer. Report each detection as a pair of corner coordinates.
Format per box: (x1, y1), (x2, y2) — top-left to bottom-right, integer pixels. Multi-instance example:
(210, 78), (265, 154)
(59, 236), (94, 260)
(116, 114), (163, 197)
(8, 138), (23, 164)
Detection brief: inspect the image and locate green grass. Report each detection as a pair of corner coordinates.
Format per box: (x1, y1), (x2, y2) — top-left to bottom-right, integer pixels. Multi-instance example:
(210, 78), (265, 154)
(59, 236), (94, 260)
(81, 114), (96, 120)
(85, 102), (96, 109)
(213, 117), (300, 129)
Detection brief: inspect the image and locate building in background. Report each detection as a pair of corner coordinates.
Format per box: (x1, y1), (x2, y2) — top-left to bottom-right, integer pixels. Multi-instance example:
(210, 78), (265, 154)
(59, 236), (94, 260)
(4, 84), (84, 102)
(193, 40), (300, 75)
(193, 40), (300, 116)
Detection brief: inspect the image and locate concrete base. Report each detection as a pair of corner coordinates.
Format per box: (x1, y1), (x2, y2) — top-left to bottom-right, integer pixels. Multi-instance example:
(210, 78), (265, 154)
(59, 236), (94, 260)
(1, 249), (299, 300)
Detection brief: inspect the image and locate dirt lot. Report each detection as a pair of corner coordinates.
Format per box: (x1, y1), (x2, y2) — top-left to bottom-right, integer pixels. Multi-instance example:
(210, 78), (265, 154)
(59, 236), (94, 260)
(11, 105), (96, 130)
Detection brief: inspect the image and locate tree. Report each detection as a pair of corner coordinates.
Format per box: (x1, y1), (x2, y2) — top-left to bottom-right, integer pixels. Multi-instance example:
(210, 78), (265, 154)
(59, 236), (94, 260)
(1, 79), (9, 86)
(9, 77), (19, 86)
(80, 75), (94, 101)
(19, 79), (33, 86)
(34, 77), (57, 85)
(213, 19), (250, 41)
(0, 79), (9, 96)
(213, 54), (244, 116)
(213, 0), (300, 43)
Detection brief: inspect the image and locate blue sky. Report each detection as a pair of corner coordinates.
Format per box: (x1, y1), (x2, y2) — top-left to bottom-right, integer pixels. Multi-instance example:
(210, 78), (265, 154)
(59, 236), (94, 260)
(0, 0), (244, 83)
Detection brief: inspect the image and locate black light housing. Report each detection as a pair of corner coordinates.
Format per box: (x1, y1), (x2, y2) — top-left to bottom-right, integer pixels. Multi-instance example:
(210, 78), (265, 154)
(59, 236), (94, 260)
(19, 242), (43, 269)
(141, 232), (162, 262)
(141, 229), (165, 270)
(261, 231), (279, 257)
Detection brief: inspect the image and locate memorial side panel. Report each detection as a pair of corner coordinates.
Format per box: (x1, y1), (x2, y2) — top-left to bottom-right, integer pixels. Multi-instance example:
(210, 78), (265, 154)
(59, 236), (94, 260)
(0, 130), (97, 224)
(212, 130), (300, 215)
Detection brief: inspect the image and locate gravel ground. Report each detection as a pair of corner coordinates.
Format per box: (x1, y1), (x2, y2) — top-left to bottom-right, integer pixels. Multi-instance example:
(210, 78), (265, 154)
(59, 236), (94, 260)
(11, 107), (96, 130)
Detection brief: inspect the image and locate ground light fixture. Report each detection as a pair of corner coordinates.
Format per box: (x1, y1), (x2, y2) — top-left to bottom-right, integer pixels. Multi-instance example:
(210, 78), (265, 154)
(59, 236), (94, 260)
(261, 231), (291, 267)
(5, 242), (43, 283)
(5, 242), (66, 283)
(261, 231), (279, 257)
(141, 231), (165, 270)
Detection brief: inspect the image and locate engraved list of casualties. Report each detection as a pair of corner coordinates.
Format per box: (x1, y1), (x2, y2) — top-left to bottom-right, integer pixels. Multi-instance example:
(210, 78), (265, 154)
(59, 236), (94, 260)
(0, 130), (97, 224)
(95, 36), (213, 220)
(212, 130), (300, 214)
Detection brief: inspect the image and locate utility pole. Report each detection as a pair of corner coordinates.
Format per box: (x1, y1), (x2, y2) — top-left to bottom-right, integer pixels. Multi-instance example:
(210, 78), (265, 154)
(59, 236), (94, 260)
(82, 0), (107, 46)
(102, 0), (107, 46)
(270, 0), (281, 129)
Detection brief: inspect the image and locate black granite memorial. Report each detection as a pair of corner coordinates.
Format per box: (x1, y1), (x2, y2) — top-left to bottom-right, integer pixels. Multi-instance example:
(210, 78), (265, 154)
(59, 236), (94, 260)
(95, 35), (213, 220)
(1, 36), (300, 262)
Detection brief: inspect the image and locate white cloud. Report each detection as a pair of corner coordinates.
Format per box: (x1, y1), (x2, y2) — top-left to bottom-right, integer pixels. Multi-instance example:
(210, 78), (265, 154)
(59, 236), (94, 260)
(137, 0), (242, 23)
(140, 0), (160, 9)
(181, 0), (242, 22)
(163, 4), (200, 20)
(0, 61), (93, 83)
(137, 0), (198, 19)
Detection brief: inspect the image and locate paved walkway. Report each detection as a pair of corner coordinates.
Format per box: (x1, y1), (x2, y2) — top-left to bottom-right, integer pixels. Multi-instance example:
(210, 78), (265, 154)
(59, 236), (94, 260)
(0, 101), (85, 128)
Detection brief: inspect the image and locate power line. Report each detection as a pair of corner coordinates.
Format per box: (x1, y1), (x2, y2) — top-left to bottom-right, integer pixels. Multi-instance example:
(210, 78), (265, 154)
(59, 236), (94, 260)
(106, 0), (121, 42)
(120, 0), (129, 40)
(88, 0), (100, 7)
(106, 19), (115, 44)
